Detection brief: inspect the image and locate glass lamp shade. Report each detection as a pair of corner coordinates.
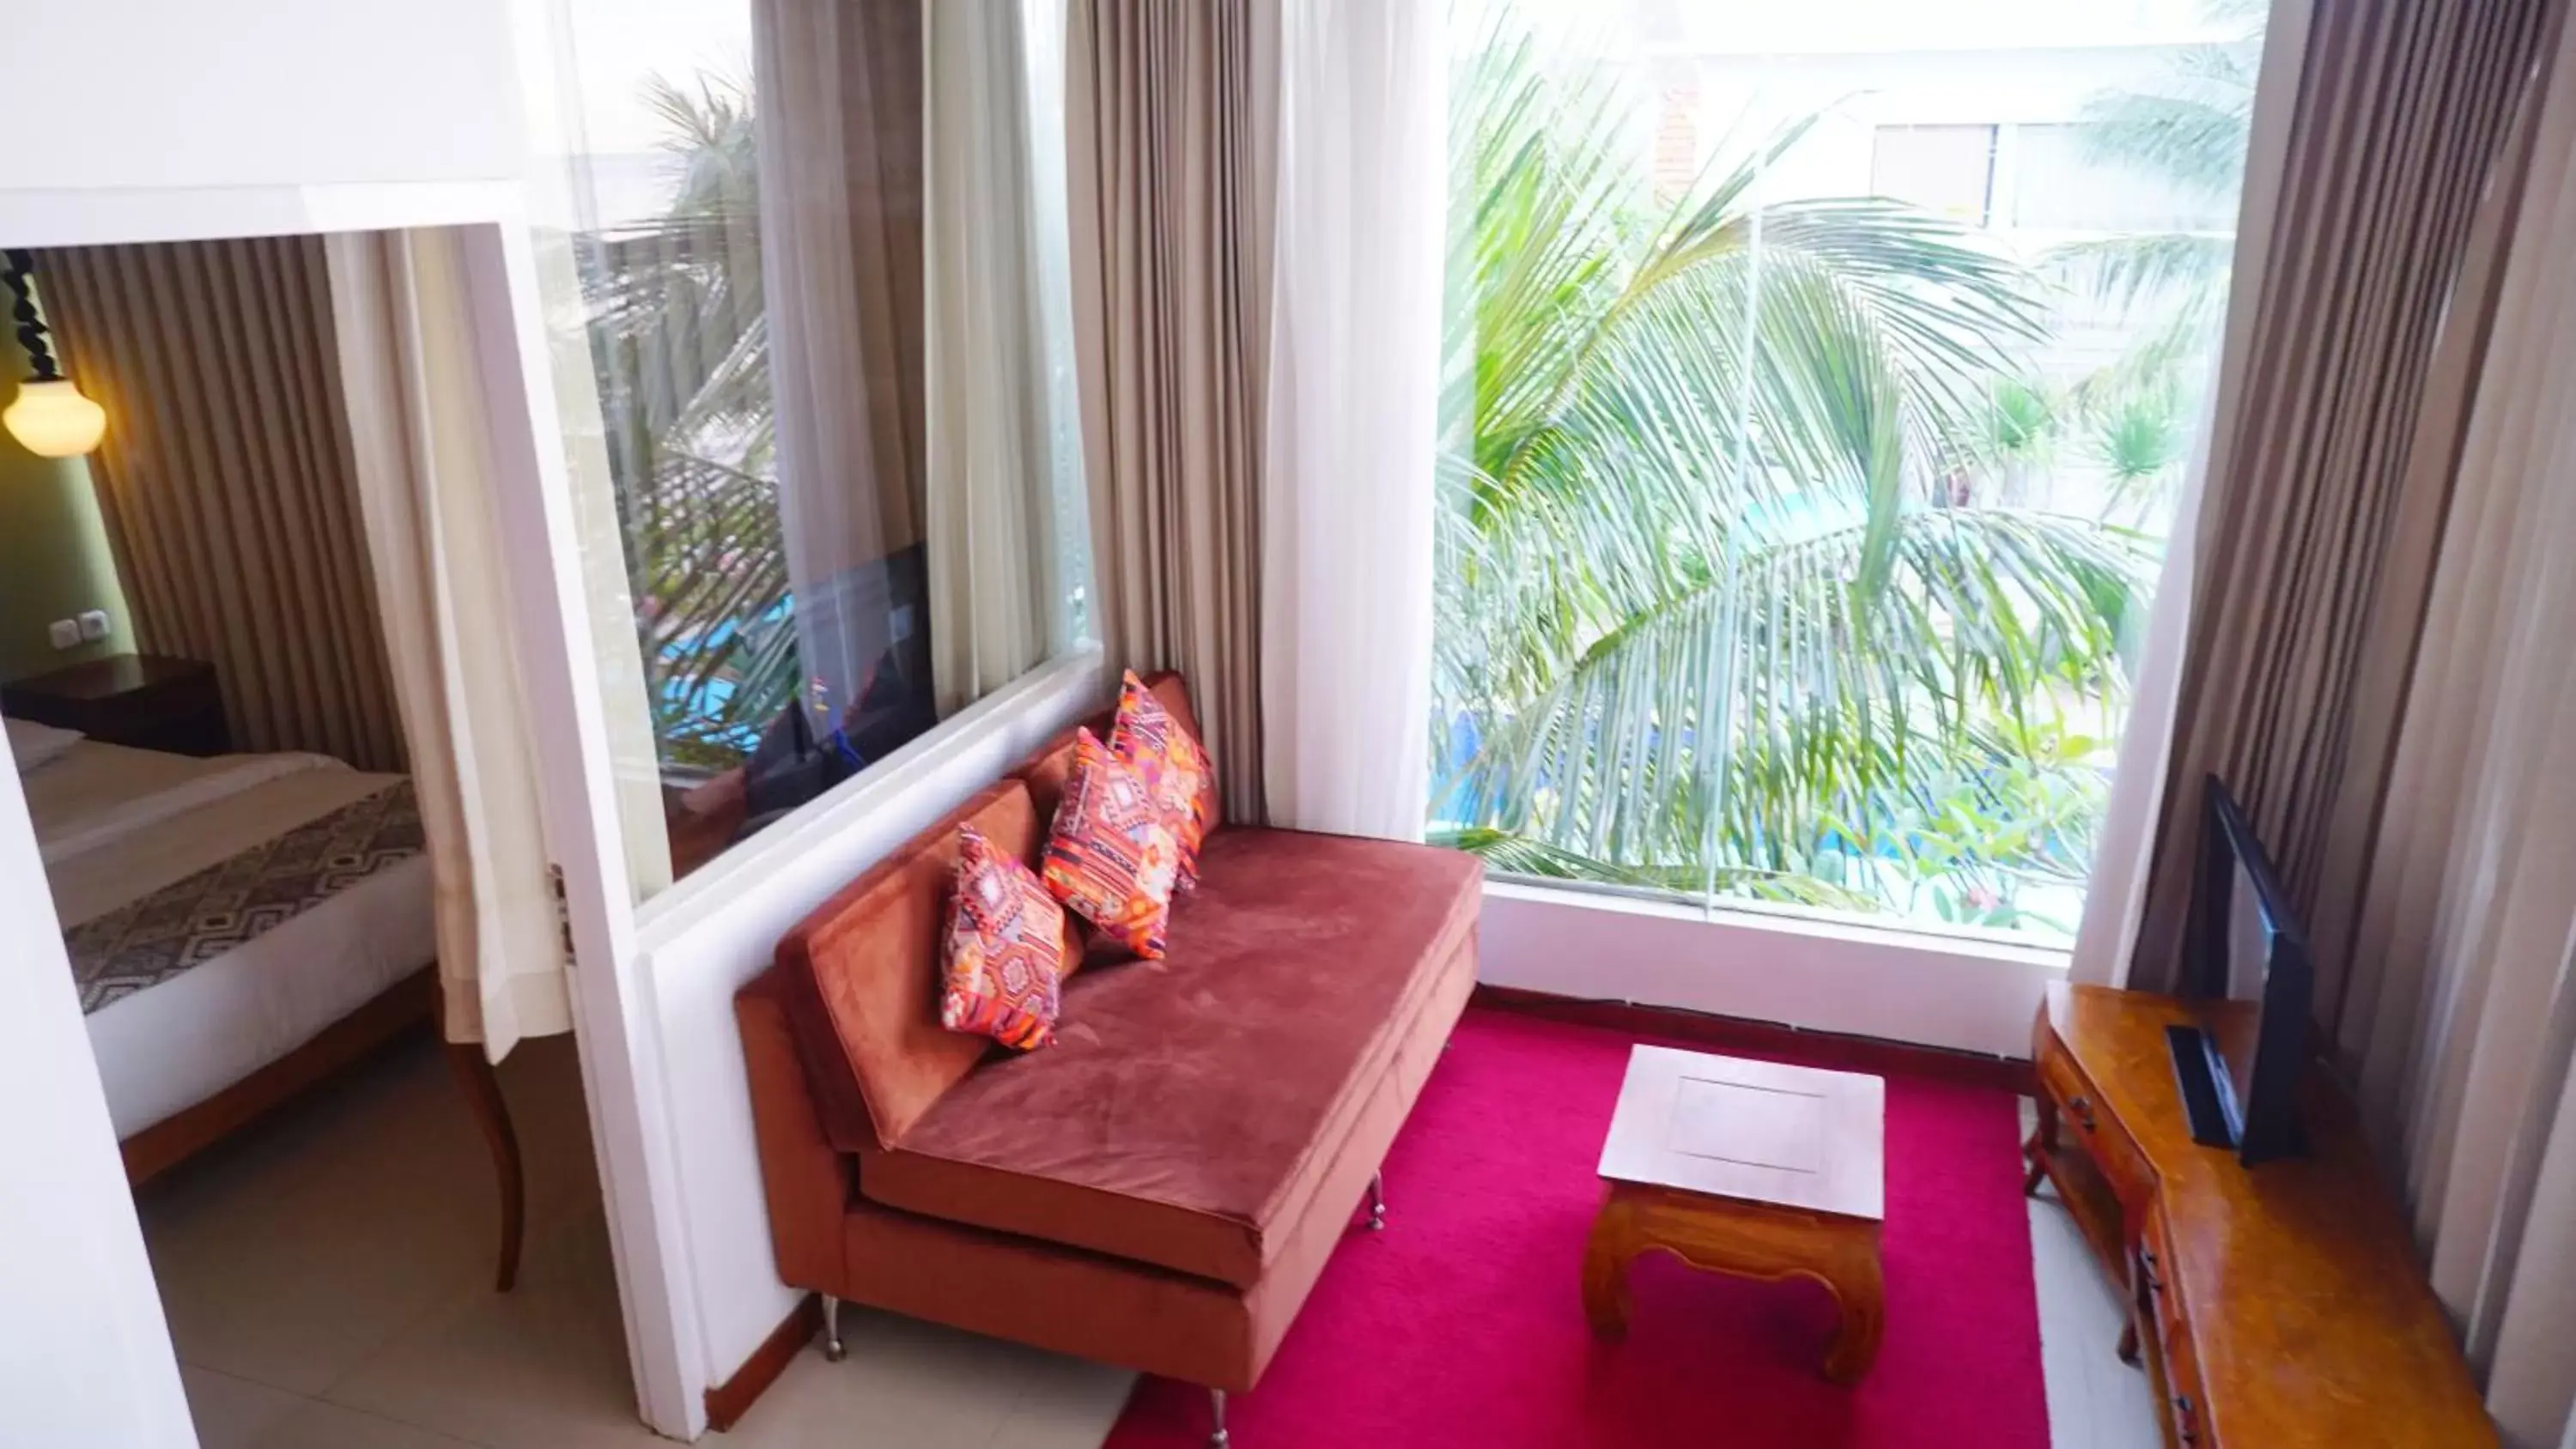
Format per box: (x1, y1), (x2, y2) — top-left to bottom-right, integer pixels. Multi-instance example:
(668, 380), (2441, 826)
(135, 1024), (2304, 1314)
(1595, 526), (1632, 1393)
(4, 378), (107, 458)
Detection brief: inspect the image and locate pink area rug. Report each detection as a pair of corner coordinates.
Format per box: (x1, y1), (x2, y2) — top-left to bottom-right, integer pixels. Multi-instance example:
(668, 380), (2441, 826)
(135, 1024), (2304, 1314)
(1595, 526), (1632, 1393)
(1106, 1007), (2048, 1449)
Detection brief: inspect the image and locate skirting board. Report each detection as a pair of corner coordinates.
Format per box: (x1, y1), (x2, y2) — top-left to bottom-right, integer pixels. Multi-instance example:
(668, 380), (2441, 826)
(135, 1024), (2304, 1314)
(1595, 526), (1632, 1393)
(1470, 984), (2036, 1095)
(705, 1291), (821, 1433)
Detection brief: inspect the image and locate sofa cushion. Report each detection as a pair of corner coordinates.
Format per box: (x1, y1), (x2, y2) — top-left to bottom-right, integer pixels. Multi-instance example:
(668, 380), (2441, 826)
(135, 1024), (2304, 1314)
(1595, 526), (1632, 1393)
(1109, 670), (1218, 890)
(1042, 728), (1182, 958)
(939, 826), (1069, 1052)
(1012, 670), (1199, 833)
(778, 780), (1070, 1152)
(855, 827), (1483, 1288)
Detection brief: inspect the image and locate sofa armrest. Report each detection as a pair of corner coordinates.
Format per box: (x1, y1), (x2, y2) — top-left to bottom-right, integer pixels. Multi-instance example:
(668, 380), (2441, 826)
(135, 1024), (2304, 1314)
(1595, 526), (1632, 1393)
(736, 973), (854, 1292)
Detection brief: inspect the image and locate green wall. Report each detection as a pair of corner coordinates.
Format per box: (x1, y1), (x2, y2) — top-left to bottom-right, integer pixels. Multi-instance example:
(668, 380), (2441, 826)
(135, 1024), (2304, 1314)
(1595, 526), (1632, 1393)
(0, 433), (133, 684)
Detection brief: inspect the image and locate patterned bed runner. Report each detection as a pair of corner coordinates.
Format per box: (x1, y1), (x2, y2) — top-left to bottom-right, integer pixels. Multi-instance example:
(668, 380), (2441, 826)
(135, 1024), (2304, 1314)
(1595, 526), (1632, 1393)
(65, 780), (425, 1015)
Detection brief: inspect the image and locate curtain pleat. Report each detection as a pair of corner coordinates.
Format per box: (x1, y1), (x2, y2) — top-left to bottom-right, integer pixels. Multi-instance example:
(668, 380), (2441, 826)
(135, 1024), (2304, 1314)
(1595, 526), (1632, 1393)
(2330, 17), (2576, 1431)
(2123, 0), (2555, 998)
(1258, 0), (1443, 840)
(754, 0), (928, 733)
(325, 229), (572, 1060)
(926, 0), (1068, 716)
(1066, 0), (1278, 824)
(41, 237), (407, 773)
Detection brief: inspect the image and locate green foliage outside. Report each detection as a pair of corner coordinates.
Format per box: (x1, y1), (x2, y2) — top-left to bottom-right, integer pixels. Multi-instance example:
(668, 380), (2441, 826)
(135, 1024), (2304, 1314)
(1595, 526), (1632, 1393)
(1429, 9), (2260, 937)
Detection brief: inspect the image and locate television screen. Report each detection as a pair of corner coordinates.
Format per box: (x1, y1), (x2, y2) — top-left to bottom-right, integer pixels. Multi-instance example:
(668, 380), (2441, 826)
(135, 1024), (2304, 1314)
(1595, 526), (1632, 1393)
(2170, 776), (2312, 1163)
(2211, 852), (2274, 1131)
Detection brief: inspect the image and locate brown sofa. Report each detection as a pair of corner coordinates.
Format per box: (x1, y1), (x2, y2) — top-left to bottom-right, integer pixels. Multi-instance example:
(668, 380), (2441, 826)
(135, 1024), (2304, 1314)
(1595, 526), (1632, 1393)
(733, 673), (1480, 1441)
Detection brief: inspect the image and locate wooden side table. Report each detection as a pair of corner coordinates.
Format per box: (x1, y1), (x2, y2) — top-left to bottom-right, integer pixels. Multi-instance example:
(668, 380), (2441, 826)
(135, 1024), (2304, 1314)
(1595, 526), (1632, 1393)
(1581, 1046), (1887, 1383)
(1, 653), (231, 756)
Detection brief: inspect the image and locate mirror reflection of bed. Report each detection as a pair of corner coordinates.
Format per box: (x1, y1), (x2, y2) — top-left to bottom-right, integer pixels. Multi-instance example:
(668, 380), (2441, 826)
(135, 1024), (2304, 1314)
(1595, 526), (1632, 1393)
(0, 230), (622, 1438)
(9, 711), (522, 1278)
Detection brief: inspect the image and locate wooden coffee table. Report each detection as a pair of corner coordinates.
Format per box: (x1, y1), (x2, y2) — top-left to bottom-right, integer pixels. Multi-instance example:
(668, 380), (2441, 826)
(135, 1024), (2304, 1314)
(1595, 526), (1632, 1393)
(1581, 1045), (1887, 1383)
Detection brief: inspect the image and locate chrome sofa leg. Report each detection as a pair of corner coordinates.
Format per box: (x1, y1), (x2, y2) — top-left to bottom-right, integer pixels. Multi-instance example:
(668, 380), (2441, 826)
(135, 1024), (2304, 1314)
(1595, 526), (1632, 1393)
(822, 1294), (847, 1362)
(1207, 1387), (1230, 1447)
(1366, 1170), (1387, 1232)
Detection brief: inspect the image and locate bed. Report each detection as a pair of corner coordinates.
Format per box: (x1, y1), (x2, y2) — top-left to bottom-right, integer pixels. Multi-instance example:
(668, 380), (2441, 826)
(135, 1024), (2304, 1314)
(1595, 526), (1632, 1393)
(12, 718), (525, 1287)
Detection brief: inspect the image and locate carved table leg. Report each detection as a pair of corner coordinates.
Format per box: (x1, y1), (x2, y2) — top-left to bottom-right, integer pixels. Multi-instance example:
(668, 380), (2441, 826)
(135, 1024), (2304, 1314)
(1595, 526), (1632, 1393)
(1583, 1183), (1884, 1382)
(445, 1039), (527, 1294)
(1818, 1226), (1886, 1385)
(2023, 1099), (2057, 1197)
(1581, 1189), (1639, 1339)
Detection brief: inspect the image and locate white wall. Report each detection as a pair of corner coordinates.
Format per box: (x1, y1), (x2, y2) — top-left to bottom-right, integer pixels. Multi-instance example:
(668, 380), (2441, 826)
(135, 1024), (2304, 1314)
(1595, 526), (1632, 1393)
(3, 0), (525, 248)
(0, 743), (198, 1447)
(630, 655), (1108, 1430)
(1480, 882), (2063, 1059)
(15, 1), (519, 192)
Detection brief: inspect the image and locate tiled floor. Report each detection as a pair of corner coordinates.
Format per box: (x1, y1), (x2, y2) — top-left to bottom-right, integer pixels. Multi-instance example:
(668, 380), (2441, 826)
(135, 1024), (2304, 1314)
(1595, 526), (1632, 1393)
(148, 1035), (2142, 1448)
(143, 1035), (1132, 1449)
(2020, 1100), (2161, 1449)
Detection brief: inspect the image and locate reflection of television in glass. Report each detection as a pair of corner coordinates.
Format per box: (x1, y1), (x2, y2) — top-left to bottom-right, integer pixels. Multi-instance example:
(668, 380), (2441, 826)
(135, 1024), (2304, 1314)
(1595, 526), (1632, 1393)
(2166, 775), (2312, 1164)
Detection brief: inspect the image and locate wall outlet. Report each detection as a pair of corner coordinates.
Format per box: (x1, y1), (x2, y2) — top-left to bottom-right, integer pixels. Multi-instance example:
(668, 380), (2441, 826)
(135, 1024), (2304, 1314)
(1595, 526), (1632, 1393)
(76, 609), (111, 642)
(47, 619), (82, 651)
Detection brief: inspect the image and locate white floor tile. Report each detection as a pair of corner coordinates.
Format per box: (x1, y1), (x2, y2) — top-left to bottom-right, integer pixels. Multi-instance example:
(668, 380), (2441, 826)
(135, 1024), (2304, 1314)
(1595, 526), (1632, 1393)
(321, 1211), (665, 1449)
(726, 1307), (1128, 1449)
(2026, 1191), (2160, 1449)
(179, 1366), (307, 1449)
(256, 1400), (485, 1449)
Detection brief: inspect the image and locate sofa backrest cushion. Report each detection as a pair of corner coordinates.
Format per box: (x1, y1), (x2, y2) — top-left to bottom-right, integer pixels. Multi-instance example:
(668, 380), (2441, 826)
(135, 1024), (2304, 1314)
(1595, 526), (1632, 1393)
(776, 779), (1060, 1152)
(1012, 670), (1208, 831)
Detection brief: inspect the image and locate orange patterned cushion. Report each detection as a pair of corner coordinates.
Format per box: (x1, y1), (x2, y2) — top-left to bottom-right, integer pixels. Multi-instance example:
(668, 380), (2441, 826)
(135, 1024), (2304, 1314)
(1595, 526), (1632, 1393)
(1042, 728), (1180, 959)
(1109, 670), (1218, 891)
(939, 827), (1067, 1051)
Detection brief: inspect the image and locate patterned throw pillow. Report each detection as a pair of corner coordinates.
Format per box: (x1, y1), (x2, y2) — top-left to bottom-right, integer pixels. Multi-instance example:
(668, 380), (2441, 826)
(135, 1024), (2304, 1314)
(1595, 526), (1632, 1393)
(1042, 728), (1181, 959)
(1109, 670), (1218, 891)
(940, 827), (1068, 1051)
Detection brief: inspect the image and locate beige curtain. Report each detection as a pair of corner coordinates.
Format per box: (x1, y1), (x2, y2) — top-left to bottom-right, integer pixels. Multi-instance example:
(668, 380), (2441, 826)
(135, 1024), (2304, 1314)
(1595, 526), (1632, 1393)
(325, 229), (571, 1062)
(925, 0), (1071, 717)
(2330, 16), (2576, 1440)
(41, 238), (407, 772)
(754, 0), (927, 734)
(2122, 0), (2556, 996)
(1066, 0), (1278, 824)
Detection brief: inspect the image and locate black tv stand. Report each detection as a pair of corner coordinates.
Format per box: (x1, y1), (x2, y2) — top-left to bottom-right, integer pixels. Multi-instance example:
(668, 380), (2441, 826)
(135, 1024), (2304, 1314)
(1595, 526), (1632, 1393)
(2166, 1025), (2238, 1149)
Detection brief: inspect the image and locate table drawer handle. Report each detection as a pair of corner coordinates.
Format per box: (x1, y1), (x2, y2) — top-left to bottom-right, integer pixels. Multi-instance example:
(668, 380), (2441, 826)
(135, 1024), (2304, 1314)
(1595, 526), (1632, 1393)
(2173, 1393), (2199, 1443)
(2068, 1094), (2098, 1132)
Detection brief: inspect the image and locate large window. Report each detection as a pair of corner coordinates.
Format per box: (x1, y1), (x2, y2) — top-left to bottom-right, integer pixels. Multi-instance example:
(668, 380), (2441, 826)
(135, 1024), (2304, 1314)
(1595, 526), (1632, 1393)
(1434, 0), (2267, 942)
(530, 0), (1090, 894)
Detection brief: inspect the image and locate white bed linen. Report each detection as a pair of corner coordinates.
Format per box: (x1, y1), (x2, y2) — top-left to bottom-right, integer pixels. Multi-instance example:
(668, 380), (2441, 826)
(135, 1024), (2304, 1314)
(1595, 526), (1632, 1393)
(28, 742), (438, 1138)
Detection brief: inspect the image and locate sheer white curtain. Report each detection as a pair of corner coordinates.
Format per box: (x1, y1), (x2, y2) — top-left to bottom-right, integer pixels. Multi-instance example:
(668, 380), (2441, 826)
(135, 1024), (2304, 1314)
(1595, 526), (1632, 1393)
(752, 0), (925, 733)
(925, 0), (1071, 715)
(2069, 0), (2313, 988)
(1258, 0), (1445, 840)
(326, 228), (572, 1062)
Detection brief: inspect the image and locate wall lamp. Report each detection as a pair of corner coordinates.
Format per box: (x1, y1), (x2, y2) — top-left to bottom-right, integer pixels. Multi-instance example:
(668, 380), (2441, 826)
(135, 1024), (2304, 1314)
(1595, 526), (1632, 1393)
(2, 248), (107, 458)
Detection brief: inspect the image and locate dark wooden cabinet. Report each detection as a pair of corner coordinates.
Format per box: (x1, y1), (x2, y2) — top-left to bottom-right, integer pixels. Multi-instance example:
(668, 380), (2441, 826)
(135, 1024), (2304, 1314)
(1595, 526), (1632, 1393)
(2025, 984), (2494, 1447)
(2, 653), (231, 756)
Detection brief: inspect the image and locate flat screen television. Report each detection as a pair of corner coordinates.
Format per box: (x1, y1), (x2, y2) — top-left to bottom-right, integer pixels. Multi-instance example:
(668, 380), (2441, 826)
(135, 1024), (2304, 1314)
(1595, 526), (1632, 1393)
(2166, 774), (2312, 1164)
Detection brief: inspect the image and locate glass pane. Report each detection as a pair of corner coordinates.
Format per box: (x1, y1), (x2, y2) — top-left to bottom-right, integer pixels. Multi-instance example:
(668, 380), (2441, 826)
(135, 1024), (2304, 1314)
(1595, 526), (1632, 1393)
(1872, 125), (1997, 225)
(528, 0), (1090, 893)
(1433, 0), (2270, 943)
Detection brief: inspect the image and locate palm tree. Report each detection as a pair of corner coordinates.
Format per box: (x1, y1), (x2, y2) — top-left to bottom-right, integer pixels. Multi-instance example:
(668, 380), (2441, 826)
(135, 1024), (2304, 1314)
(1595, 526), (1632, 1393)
(579, 74), (798, 774)
(2047, 2), (2263, 419)
(1432, 25), (2154, 919)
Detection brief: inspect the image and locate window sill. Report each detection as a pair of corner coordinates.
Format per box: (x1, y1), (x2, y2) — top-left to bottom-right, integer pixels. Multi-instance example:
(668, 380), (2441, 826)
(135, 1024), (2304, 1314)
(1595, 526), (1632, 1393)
(1477, 879), (2067, 1058)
